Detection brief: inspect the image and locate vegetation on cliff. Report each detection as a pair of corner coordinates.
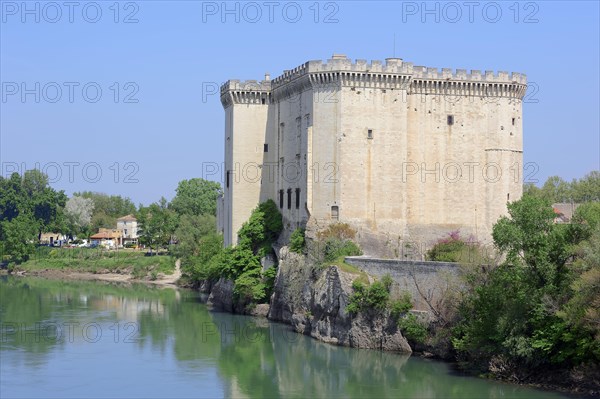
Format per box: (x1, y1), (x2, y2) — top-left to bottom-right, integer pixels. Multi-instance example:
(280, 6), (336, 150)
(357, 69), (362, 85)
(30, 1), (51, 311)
(190, 199), (283, 305)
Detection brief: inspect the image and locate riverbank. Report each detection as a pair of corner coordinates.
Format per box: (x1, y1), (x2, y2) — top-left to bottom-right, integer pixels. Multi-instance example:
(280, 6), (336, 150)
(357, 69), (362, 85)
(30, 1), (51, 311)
(3, 260), (182, 287)
(3, 248), (181, 288)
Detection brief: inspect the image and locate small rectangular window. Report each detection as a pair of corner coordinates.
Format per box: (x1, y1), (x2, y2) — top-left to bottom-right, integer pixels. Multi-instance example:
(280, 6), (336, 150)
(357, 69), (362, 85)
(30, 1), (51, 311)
(287, 189), (292, 210)
(226, 171), (230, 188)
(367, 129), (373, 139)
(512, 117), (515, 126)
(279, 190), (284, 209)
(295, 188), (300, 209)
(331, 206), (339, 220)
(447, 115), (454, 125)
(264, 143), (268, 152)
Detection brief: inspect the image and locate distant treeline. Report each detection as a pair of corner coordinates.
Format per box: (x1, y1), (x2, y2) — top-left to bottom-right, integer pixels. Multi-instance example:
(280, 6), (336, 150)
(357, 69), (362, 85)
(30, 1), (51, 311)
(524, 171), (600, 203)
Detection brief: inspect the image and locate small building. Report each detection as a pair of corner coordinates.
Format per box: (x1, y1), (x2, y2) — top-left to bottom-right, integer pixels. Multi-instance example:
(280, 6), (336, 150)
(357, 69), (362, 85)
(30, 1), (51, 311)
(90, 229), (123, 248)
(40, 232), (67, 246)
(552, 203), (580, 224)
(116, 214), (139, 246)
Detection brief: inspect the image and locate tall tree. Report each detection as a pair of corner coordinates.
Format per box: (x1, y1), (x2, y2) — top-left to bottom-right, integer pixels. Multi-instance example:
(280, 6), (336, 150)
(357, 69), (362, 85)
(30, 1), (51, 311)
(138, 198), (177, 253)
(64, 196), (95, 237)
(170, 178), (222, 217)
(0, 171), (66, 263)
(453, 196), (597, 371)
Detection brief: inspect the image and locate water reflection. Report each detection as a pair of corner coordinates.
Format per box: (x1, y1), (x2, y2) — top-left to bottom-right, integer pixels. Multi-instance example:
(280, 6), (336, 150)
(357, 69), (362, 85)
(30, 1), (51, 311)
(0, 277), (571, 399)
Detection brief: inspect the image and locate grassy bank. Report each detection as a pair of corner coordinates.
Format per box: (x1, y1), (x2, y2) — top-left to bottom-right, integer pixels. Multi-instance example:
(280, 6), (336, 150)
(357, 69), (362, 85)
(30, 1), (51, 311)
(17, 247), (175, 279)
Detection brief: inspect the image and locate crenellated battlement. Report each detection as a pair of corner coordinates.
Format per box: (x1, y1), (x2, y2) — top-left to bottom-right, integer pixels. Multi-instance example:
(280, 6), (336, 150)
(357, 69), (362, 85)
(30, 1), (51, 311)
(220, 79), (271, 107)
(270, 54), (526, 85)
(221, 54), (528, 106)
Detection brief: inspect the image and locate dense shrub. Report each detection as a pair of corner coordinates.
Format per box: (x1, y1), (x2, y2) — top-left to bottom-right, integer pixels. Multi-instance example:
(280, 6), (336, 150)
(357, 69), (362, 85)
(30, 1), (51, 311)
(398, 313), (428, 344)
(390, 292), (413, 320)
(237, 199), (282, 254)
(426, 231), (492, 264)
(289, 228), (305, 253)
(323, 238), (362, 262)
(346, 275), (393, 314)
(192, 200), (283, 305)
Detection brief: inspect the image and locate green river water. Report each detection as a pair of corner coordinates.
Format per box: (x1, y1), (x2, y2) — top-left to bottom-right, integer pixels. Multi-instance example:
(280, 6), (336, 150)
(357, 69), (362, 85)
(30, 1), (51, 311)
(0, 276), (576, 398)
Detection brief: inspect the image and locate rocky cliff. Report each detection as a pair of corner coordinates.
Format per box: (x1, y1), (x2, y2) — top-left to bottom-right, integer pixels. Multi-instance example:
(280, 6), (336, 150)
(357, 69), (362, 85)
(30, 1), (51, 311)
(267, 247), (412, 353)
(205, 245), (411, 353)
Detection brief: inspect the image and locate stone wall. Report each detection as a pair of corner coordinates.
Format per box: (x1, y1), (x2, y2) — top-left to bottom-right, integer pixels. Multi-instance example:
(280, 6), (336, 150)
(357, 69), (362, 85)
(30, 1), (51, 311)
(344, 256), (460, 312)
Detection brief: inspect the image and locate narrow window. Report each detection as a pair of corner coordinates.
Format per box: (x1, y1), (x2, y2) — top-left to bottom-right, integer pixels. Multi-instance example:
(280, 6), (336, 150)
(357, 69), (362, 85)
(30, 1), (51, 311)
(331, 206), (339, 220)
(367, 129), (373, 139)
(226, 171), (230, 188)
(279, 190), (284, 209)
(447, 115), (454, 125)
(295, 188), (300, 209)
(264, 143), (268, 152)
(261, 98), (265, 105)
(512, 117), (515, 126)
(507, 193), (510, 201)
(287, 189), (292, 210)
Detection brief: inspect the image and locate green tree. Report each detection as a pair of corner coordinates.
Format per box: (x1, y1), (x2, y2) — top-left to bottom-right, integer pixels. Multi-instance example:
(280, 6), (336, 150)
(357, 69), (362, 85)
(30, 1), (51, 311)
(560, 227), (600, 356)
(0, 213), (39, 264)
(540, 175), (571, 203)
(453, 196), (597, 371)
(572, 202), (600, 232)
(0, 171), (66, 263)
(170, 178), (222, 217)
(170, 214), (216, 264)
(571, 171), (600, 202)
(524, 171), (600, 203)
(138, 198), (177, 254)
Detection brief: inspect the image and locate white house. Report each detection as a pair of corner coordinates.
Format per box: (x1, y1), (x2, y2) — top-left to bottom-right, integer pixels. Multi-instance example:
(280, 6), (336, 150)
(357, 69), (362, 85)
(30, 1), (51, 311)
(116, 214), (139, 246)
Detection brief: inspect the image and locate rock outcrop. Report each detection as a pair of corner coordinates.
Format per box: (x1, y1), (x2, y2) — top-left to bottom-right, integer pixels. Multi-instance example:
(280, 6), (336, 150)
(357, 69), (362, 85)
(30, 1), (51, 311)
(268, 247), (412, 353)
(203, 246), (411, 353)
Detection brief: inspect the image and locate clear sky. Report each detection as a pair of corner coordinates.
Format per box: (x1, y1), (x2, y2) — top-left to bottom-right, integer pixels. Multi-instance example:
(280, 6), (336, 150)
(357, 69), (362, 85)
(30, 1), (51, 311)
(1, 0), (599, 205)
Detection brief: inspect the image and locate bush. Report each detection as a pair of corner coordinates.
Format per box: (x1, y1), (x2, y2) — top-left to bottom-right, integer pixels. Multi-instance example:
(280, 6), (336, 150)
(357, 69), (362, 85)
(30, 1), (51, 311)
(237, 199), (282, 253)
(390, 292), (413, 320)
(346, 275), (392, 314)
(317, 223), (356, 241)
(324, 238), (362, 262)
(191, 200), (282, 306)
(289, 228), (305, 253)
(398, 313), (428, 344)
(234, 269), (266, 303)
(427, 230), (468, 262)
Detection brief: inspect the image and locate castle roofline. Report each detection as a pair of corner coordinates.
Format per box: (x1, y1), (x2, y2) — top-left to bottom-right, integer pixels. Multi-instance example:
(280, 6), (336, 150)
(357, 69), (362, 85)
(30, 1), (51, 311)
(220, 54), (527, 106)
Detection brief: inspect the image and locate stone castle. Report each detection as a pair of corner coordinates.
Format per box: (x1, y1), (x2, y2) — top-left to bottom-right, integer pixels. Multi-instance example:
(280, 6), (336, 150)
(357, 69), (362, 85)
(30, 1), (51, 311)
(217, 55), (526, 256)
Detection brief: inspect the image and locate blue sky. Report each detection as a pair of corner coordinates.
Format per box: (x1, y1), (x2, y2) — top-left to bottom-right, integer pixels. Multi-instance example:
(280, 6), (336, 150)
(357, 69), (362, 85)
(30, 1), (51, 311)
(1, 0), (599, 205)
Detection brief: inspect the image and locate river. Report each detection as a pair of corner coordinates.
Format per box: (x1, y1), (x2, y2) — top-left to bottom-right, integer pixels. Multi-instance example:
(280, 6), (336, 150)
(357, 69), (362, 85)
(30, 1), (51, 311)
(0, 276), (574, 398)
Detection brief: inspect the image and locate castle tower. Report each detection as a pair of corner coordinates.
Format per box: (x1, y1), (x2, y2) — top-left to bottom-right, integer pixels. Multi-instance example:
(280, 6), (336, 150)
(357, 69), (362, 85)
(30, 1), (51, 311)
(219, 55), (527, 254)
(220, 79), (271, 247)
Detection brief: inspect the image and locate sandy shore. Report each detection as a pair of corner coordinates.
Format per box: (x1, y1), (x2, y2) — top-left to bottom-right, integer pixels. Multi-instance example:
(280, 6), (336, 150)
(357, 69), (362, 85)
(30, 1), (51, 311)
(6, 260), (183, 288)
